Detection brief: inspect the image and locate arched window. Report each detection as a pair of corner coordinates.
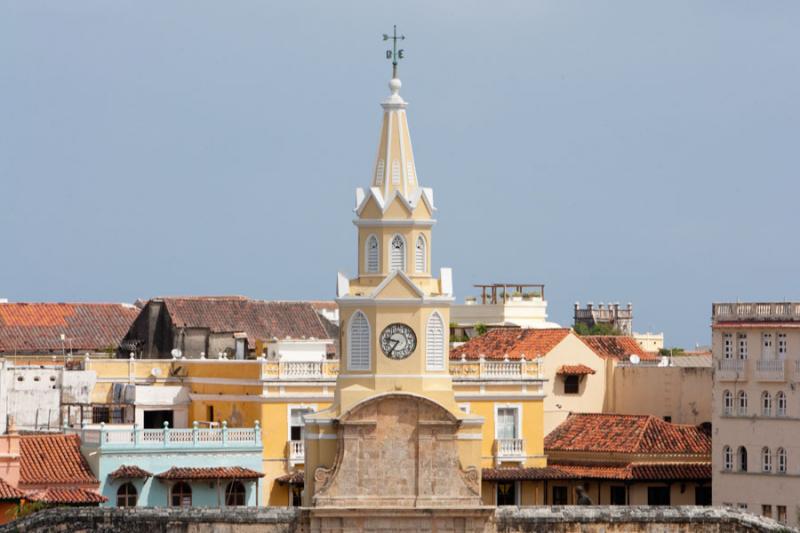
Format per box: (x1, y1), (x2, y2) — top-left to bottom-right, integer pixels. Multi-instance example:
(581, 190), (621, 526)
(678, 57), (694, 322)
(365, 235), (379, 273)
(722, 445), (733, 471)
(116, 482), (137, 507)
(170, 482), (192, 507)
(722, 390), (733, 416)
(777, 447), (787, 473)
(348, 311), (370, 371)
(390, 235), (406, 272)
(762, 447), (772, 473)
(426, 312), (445, 371)
(737, 391), (748, 416)
(225, 481), (246, 506)
(415, 235), (427, 273)
(762, 391), (772, 417)
(776, 391), (787, 417)
(738, 446), (748, 472)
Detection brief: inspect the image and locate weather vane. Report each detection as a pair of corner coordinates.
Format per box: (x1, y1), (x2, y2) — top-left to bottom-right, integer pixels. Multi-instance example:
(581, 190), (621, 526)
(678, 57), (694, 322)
(383, 25), (405, 78)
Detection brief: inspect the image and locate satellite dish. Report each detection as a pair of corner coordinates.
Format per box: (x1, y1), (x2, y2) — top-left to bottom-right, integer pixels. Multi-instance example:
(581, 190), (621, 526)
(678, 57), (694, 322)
(150, 367), (162, 377)
(170, 348), (182, 358)
(629, 354), (640, 365)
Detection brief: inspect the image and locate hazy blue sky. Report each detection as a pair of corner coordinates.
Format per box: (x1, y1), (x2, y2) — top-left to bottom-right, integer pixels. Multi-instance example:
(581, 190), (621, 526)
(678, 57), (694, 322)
(2, 1), (798, 348)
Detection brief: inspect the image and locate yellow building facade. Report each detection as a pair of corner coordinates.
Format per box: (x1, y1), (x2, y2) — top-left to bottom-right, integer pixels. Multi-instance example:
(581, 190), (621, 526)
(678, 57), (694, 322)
(81, 73), (547, 507)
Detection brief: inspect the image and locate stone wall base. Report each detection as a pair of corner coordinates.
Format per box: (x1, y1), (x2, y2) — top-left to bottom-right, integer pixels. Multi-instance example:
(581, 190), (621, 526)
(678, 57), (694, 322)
(304, 507), (495, 533)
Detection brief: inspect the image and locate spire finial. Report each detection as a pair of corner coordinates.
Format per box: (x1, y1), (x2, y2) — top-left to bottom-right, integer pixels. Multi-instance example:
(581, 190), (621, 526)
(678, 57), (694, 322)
(383, 25), (405, 79)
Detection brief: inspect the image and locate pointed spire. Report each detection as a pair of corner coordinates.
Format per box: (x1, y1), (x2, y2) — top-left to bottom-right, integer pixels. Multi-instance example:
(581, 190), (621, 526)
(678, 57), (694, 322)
(371, 77), (420, 200)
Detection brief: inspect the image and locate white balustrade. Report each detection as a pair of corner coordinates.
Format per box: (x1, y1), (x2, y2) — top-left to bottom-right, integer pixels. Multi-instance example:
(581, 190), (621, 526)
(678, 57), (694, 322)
(494, 438), (525, 459)
(279, 361), (324, 378)
(289, 440), (305, 465)
(72, 423), (261, 450)
(717, 359), (746, 382)
(755, 359), (786, 382)
(713, 302), (800, 322)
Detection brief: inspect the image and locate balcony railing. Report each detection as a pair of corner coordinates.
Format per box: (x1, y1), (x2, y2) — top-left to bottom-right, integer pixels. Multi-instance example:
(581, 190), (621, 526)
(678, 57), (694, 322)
(450, 358), (542, 380)
(713, 302), (800, 323)
(717, 359), (746, 381)
(261, 360), (339, 380)
(755, 359), (786, 382)
(493, 439), (525, 464)
(71, 421), (261, 450)
(288, 440), (304, 466)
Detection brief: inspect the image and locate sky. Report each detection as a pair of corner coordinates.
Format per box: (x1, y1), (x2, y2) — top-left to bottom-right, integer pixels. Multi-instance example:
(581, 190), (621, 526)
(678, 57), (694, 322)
(1, 1), (798, 348)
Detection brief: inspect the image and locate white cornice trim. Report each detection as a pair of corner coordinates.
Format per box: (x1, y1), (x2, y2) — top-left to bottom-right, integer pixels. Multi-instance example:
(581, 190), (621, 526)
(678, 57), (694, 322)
(353, 219), (436, 227)
(369, 269), (425, 299)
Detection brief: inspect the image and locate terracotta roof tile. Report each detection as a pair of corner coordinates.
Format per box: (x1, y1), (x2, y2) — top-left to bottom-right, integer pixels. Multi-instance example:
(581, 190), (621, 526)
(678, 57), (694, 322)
(544, 413), (710, 455)
(557, 364), (596, 375)
(0, 303), (138, 354)
(482, 467), (574, 481)
(580, 335), (658, 361)
(27, 488), (107, 504)
(275, 470), (305, 485)
(483, 462), (712, 482)
(450, 328), (571, 360)
(629, 462), (711, 480)
(548, 462), (631, 480)
(109, 465), (152, 479)
(155, 466), (264, 480)
(0, 479), (25, 501)
(19, 434), (99, 486)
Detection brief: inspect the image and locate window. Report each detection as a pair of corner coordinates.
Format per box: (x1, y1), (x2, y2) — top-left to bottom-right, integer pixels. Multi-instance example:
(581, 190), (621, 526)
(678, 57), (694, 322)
(762, 505), (772, 519)
(723, 333), (733, 359)
(695, 486), (712, 506)
(390, 235), (406, 272)
(426, 312), (445, 370)
(737, 333), (748, 359)
(723, 446), (733, 471)
(290, 407), (313, 441)
(170, 482), (192, 507)
(761, 391), (772, 417)
(737, 503), (748, 511)
(207, 405), (215, 424)
(663, 416), (672, 423)
(552, 486), (568, 505)
(116, 482), (137, 507)
(375, 159), (385, 185)
(415, 235), (426, 273)
(777, 447), (787, 473)
(777, 333), (787, 359)
(496, 482), (517, 506)
(738, 446), (748, 472)
(723, 390), (733, 415)
(365, 235), (379, 273)
(762, 447), (772, 473)
(647, 486), (670, 505)
(225, 481), (246, 506)
(778, 505), (787, 523)
(762, 333), (774, 359)
(776, 391), (787, 417)
(737, 391), (748, 416)
(92, 406), (110, 424)
(610, 486), (626, 505)
(391, 159), (401, 184)
(563, 375), (580, 394)
(495, 407), (519, 440)
(348, 311), (370, 371)
(290, 485), (302, 507)
(406, 161), (415, 184)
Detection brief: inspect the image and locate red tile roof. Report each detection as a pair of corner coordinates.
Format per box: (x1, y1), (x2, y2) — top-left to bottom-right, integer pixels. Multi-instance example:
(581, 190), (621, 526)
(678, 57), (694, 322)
(482, 467), (574, 481)
(482, 462), (711, 482)
(0, 479), (25, 502)
(0, 303), (138, 354)
(629, 462), (711, 480)
(19, 434), (99, 486)
(155, 466), (264, 480)
(109, 465), (152, 479)
(544, 413), (711, 455)
(548, 462), (631, 480)
(557, 364), (596, 375)
(27, 488), (107, 504)
(580, 335), (658, 361)
(450, 328), (571, 360)
(159, 297), (331, 342)
(275, 470), (305, 485)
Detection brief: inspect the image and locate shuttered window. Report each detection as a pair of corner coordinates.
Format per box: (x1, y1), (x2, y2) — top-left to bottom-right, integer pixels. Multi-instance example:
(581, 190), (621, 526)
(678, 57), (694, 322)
(365, 235), (379, 273)
(348, 311), (370, 371)
(375, 160), (385, 185)
(390, 235), (406, 272)
(391, 160), (401, 184)
(426, 312), (445, 370)
(496, 408), (518, 440)
(407, 161), (415, 183)
(415, 235), (426, 273)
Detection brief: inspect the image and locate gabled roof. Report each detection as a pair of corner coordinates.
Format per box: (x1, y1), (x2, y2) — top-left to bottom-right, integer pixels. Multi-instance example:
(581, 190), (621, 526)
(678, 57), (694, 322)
(449, 328), (571, 360)
(580, 335), (658, 361)
(26, 488), (107, 504)
(557, 364), (596, 375)
(0, 479), (26, 502)
(157, 297), (331, 342)
(19, 434), (99, 486)
(0, 302), (138, 354)
(544, 413), (710, 455)
(155, 466), (264, 480)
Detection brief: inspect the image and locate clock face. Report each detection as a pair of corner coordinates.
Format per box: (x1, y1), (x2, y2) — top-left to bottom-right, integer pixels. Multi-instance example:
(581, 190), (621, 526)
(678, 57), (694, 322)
(379, 323), (417, 360)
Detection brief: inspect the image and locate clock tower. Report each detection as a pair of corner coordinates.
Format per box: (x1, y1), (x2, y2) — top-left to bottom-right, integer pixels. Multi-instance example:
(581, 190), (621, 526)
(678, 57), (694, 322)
(303, 51), (486, 518)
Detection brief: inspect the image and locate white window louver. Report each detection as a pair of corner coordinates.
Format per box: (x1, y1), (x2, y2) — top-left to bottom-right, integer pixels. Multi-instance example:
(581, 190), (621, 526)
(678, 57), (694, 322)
(415, 235), (426, 273)
(406, 161), (415, 183)
(348, 311), (370, 371)
(392, 160), (401, 185)
(426, 312), (445, 370)
(390, 235), (406, 272)
(375, 160), (385, 186)
(365, 235), (379, 273)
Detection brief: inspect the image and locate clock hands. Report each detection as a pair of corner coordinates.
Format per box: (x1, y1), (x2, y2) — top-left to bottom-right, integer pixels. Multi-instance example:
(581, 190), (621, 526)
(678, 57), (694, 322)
(388, 338), (400, 356)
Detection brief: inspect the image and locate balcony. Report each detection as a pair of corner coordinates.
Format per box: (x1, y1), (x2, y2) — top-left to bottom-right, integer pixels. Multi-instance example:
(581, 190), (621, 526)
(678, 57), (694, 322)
(288, 440), (305, 466)
(450, 358), (542, 381)
(717, 359), (746, 381)
(713, 302), (800, 324)
(755, 359), (786, 382)
(493, 439), (525, 465)
(72, 421), (262, 451)
(261, 360), (339, 380)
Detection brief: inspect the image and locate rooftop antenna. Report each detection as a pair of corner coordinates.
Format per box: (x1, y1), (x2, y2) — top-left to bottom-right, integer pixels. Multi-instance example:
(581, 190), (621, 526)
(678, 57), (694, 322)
(383, 25), (405, 78)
